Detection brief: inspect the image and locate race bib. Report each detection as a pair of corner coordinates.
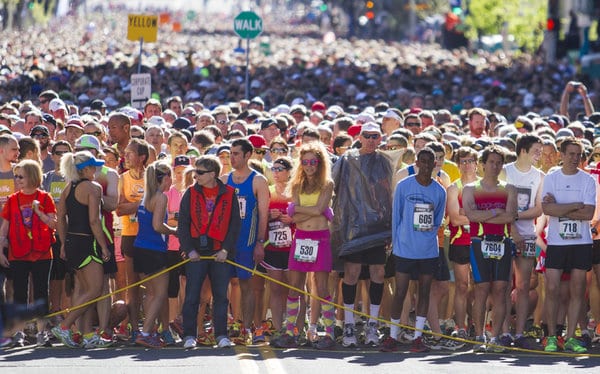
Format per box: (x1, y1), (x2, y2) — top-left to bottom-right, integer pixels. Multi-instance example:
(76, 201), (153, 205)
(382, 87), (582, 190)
(559, 217), (582, 239)
(522, 236), (536, 258)
(268, 221), (292, 248)
(481, 238), (505, 260)
(237, 196), (247, 220)
(413, 203), (434, 231)
(293, 238), (319, 263)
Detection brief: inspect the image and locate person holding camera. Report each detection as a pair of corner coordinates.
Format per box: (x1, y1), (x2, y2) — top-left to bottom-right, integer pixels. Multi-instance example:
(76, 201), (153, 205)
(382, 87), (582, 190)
(178, 155), (241, 349)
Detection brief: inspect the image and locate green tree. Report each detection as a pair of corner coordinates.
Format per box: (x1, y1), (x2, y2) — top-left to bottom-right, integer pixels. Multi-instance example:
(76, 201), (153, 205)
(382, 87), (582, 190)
(464, 0), (546, 52)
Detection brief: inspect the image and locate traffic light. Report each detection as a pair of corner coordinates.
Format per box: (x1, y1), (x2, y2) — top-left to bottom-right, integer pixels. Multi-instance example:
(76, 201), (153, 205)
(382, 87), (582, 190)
(365, 1), (375, 20)
(546, 18), (557, 31)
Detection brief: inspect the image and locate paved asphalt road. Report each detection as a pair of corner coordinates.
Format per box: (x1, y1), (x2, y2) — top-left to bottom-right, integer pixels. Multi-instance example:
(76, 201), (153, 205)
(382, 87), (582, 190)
(1, 342), (598, 374)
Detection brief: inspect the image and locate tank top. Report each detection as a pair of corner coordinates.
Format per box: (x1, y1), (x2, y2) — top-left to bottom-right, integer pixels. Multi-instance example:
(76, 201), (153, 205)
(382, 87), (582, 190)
(228, 170), (258, 248)
(265, 184), (293, 253)
(133, 203), (168, 252)
(66, 179), (92, 234)
(120, 170), (144, 236)
(299, 191), (320, 206)
(449, 179), (473, 246)
(470, 180), (509, 237)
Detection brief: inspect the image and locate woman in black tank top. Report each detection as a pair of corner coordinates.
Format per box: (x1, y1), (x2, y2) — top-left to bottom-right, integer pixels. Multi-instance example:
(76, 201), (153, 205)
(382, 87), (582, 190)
(52, 151), (111, 348)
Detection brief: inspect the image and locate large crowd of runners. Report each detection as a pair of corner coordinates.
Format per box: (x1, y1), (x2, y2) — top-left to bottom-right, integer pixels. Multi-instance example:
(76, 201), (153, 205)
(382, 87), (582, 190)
(0, 6), (599, 357)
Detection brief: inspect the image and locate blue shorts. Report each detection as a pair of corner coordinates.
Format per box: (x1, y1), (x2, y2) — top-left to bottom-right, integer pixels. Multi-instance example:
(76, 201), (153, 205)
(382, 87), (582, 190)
(232, 246), (255, 280)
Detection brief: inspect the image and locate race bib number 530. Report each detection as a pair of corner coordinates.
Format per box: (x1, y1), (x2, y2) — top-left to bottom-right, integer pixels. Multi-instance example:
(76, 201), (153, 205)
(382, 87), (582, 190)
(294, 238), (319, 263)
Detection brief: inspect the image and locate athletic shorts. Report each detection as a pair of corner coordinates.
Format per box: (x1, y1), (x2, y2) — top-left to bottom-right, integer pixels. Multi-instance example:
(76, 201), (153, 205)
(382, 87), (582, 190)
(232, 244), (256, 280)
(545, 244), (593, 272)
(341, 245), (386, 265)
(449, 244), (471, 265)
(121, 235), (136, 258)
(394, 255), (438, 276)
(103, 243), (117, 275)
(65, 233), (102, 272)
(133, 247), (168, 275)
(49, 239), (67, 281)
(259, 250), (289, 272)
(288, 229), (332, 273)
(593, 239), (600, 265)
(435, 247), (451, 281)
(469, 236), (512, 283)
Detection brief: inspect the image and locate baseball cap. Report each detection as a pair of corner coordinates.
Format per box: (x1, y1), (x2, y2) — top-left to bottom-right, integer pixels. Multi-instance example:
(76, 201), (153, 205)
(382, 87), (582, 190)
(250, 96), (265, 107)
(49, 98), (67, 113)
(30, 125), (49, 137)
(90, 99), (107, 111)
(65, 118), (84, 129)
(75, 134), (104, 155)
(248, 134), (268, 149)
(217, 144), (231, 155)
(360, 122), (382, 134)
(75, 154), (104, 170)
(147, 116), (167, 127)
(42, 113), (57, 128)
(311, 101), (326, 112)
(173, 117), (191, 130)
(383, 109), (402, 121)
(356, 112), (375, 124)
(173, 155), (191, 168)
(260, 118), (278, 130)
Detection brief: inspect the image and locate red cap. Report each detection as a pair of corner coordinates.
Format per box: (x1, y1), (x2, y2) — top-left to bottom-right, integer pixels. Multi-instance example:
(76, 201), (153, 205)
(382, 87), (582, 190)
(347, 124), (362, 138)
(311, 101), (326, 112)
(248, 134), (268, 149)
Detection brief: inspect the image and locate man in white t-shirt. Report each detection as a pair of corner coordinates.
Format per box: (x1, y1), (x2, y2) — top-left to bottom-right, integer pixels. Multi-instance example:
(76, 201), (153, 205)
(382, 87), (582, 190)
(542, 137), (595, 353)
(500, 134), (544, 349)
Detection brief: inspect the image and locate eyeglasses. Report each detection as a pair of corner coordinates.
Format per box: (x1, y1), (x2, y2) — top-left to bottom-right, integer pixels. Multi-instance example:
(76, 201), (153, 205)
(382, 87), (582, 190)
(53, 150), (69, 156)
(13, 174), (24, 179)
(362, 133), (380, 140)
(459, 159), (477, 165)
(405, 122), (421, 127)
(182, 112), (195, 117)
(301, 159), (319, 166)
(271, 166), (288, 172)
(131, 135), (144, 139)
(31, 133), (48, 138)
(254, 149), (266, 155)
(195, 169), (213, 175)
(39, 99), (48, 105)
(85, 131), (102, 137)
(217, 119), (228, 125)
(270, 148), (287, 154)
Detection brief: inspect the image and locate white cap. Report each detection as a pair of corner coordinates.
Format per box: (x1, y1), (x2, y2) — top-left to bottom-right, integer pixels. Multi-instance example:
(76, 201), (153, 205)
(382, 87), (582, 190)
(49, 98), (67, 112)
(360, 122), (382, 134)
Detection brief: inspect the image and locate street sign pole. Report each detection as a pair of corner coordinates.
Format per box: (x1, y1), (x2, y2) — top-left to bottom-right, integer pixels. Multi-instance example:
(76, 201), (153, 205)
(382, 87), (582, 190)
(138, 37), (143, 74)
(233, 11), (263, 100)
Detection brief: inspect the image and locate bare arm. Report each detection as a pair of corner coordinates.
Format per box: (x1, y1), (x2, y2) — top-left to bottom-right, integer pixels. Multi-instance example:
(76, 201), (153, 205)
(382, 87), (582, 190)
(56, 185), (69, 259)
(102, 169), (119, 212)
(253, 174), (270, 263)
(86, 182), (109, 259)
(294, 181), (334, 216)
(447, 184), (469, 227)
(150, 193), (177, 235)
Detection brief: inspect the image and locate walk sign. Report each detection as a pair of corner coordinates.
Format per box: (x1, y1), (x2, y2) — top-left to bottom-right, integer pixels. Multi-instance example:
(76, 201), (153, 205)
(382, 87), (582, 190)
(234, 11), (263, 39)
(127, 14), (158, 43)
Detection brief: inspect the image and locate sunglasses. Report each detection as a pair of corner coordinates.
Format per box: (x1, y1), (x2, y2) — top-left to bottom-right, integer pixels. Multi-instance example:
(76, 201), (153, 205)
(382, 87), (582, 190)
(254, 149), (266, 155)
(32, 133), (48, 138)
(85, 131), (102, 137)
(271, 166), (288, 172)
(53, 150), (69, 156)
(362, 133), (380, 140)
(593, 153), (600, 158)
(270, 148), (287, 154)
(195, 169), (213, 175)
(301, 159), (319, 166)
(39, 99), (49, 105)
(459, 159), (477, 165)
(131, 135), (144, 139)
(405, 122), (420, 127)
(13, 174), (24, 179)
(217, 119), (228, 125)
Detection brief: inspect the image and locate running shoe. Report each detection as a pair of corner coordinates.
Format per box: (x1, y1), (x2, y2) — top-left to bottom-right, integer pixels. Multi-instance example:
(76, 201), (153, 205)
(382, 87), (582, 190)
(135, 333), (164, 348)
(12, 331), (26, 348)
(197, 331), (217, 346)
(398, 328), (414, 344)
(183, 336), (197, 349)
(410, 336), (429, 353)
(0, 337), (12, 348)
(259, 320), (276, 336)
(544, 336), (558, 352)
(423, 335), (443, 350)
(380, 336), (399, 352)
(306, 327), (319, 344)
(96, 330), (114, 348)
(439, 337), (465, 351)
(577, 331), (592, 348)
(498, 333), (514, 347)
(486, 337), (507, 353)
(364, 322), (380, 346)
(51, 326), (81, 348)
(342, 324), (357, 348)
(169, 319), (184, 337)
(217, 337), (235, 348)
(564, 337), (587, 353)
(451, 328), (469, 341)
(114, 324), (130, 341)
(315, 335), (336, 350)
(473, 335), (486, 353)
(232, 328), (251, 346)
(252, 328), (266, 344)
(271, 333), (298, 348)
(160, 330), (176, 346)
(524, 325), (544, 340)
(83, 333), (101, 349)
(513, 335), (537, 350)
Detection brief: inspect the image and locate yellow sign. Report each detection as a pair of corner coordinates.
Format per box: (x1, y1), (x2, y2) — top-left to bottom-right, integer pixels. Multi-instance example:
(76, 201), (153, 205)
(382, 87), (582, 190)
(127, 14), (158, 43)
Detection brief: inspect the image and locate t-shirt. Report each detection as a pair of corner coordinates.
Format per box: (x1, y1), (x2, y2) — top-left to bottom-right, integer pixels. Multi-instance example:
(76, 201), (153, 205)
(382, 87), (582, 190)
(392, 175), (446, 259)
(504, 162), (544, 237)
(542, 169), (596, 246)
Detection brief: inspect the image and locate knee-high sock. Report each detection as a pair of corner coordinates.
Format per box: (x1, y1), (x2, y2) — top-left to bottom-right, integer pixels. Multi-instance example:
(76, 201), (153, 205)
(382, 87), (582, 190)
(285, 296), (300, 335)
(321, 295), (335, 337)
